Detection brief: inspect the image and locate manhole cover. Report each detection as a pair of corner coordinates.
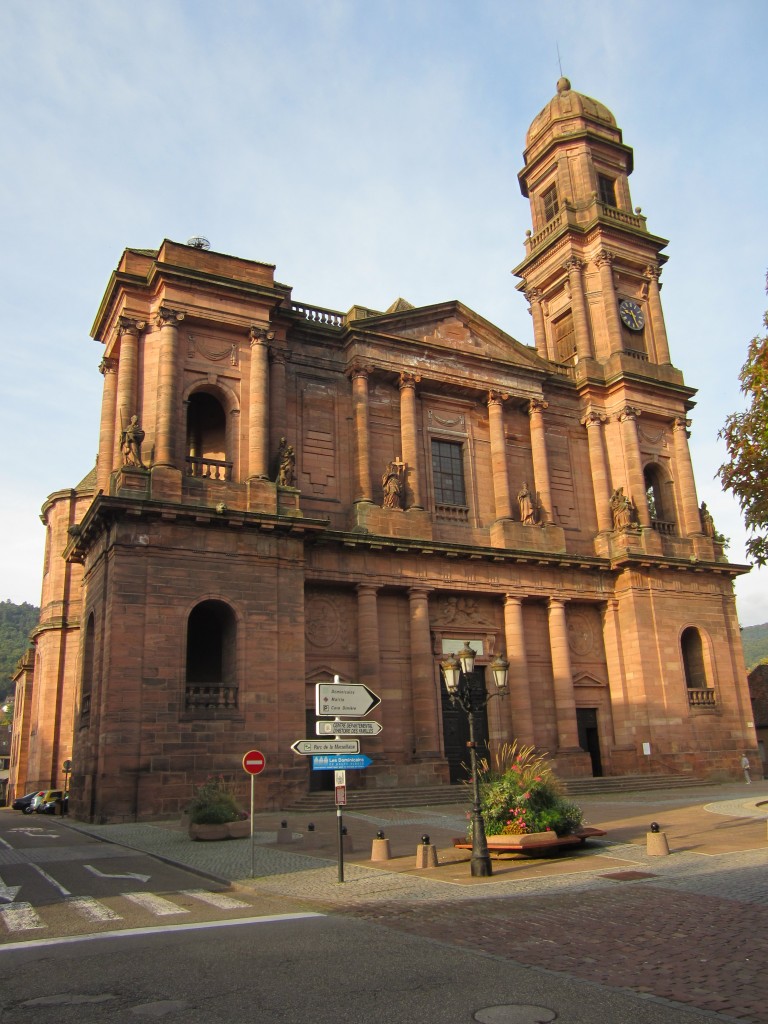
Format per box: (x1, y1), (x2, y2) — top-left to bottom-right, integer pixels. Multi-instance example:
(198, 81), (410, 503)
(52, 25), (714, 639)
(474, 1006), (557, 1023)
(601, 870), (657, 881)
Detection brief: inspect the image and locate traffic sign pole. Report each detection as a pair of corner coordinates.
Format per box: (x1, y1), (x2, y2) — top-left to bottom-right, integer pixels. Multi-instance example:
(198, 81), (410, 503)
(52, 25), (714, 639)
(242, 750), (266, 878)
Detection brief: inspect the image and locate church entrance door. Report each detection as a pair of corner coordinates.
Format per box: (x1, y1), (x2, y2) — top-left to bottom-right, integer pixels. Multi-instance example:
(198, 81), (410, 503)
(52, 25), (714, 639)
(576, 707), (603, 777)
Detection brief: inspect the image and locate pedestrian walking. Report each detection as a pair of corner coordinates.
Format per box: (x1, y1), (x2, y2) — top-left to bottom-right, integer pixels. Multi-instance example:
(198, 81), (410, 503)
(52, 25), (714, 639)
(740, 753), (751, 784)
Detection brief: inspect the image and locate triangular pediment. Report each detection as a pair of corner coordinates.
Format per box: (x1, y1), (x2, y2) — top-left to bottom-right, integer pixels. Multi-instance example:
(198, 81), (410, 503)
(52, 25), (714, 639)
(350, 300), (546, 373)
(573, 671), (608, 688)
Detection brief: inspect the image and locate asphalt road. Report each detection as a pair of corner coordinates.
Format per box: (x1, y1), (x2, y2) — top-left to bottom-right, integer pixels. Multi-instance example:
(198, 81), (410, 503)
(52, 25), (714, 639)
(0, 914), (729, 1024)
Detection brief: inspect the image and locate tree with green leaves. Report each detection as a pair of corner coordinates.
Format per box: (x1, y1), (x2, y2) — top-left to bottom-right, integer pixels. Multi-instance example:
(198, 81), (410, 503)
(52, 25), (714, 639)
(0, 600), (39, 703)
(718, 277), (768, 566)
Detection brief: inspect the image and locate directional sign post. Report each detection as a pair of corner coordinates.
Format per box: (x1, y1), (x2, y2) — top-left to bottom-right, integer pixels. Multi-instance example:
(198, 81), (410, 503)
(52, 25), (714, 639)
(316, 719), (383, 737)
(242, 749), (266, 877)
(291, 739), (360, 756)
(311, 754), (373, 771)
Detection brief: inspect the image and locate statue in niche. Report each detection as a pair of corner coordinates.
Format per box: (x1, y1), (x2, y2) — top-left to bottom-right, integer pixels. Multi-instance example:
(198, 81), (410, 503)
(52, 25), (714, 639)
(700, 502), (716, 538)
(277, 437), (296, 487)
(381, 459), (405, 509)
(610, 487), (637, 531)
(517, 481), (536, 524)
(120, 415), (146, 469)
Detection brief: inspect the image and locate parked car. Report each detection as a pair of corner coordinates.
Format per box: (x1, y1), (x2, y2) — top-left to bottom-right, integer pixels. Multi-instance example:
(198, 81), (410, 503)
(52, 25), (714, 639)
(11, 791), (45, 813)
(34, 790), (65, 814)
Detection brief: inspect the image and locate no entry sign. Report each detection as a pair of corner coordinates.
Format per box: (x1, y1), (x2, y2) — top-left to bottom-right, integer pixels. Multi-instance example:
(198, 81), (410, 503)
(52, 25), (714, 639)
(242, 749), (266, 775)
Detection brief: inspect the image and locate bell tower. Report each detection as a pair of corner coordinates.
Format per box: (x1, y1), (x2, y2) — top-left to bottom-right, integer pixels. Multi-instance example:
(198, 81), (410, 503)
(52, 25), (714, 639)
(514, 78), (673, 371)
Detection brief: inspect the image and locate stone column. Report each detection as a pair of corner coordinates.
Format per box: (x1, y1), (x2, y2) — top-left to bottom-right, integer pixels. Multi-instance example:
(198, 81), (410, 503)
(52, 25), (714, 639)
(672, 417), (703, 536)
(618, 406), (651, 527)
(582, 411), (613, 532)
(528, 399), (554, 524)
(269, 349), (287, 470)
(503, 596), (535, 745)
(488, 391), (512, 520)
(153, 306), (185, 468)
(595, 249), (623, 355)
(350, 365), (373, 503)
(399, 372), (423, 509)
(408, 588), (440, 759)
(115, 317), (142, 447)
(524, 286), (548, 359)
(563, 257), (593, 359)
(97, 357), (118, 492)
(249, 325), (273, 479)
(356, 584), (380, 696)
(547, 598), (580, 750)
(644, 265), (671, 364)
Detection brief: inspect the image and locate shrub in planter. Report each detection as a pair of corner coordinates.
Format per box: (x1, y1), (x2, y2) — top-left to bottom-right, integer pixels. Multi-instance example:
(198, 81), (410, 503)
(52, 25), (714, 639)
(188, 776), (240, 826)
(468, 742), (584, 840)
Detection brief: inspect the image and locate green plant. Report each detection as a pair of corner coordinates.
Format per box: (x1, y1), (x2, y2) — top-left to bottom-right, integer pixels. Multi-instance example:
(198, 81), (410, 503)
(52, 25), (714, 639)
(188, 776), (241, 825)
(468, 741), (584, 838)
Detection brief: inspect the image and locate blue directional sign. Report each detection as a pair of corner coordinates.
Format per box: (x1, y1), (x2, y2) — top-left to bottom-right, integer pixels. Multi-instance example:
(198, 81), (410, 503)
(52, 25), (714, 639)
(312, 754), (373, 771)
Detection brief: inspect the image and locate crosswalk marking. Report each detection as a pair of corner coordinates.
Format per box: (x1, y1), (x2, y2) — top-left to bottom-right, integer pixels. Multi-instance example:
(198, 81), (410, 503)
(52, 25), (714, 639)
(123, 892), (190, 916)
(0, 902), (45, 932)
(66, 897), (122, 922)
(180, 889), (251, 910)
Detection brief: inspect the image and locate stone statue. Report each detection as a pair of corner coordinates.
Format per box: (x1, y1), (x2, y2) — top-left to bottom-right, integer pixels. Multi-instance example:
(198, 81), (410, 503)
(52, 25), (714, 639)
(610, 487), (636, 531)
(517, 481), (536, 524)
(120, 415), (146, 468)
(277, 437), (296, 487)
(700, 502), (716, 538)
(381, 460), (404, 509)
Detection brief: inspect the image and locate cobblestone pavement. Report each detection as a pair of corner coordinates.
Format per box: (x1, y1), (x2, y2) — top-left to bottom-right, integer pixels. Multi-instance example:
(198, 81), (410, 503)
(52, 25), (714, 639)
(61, 782), (768, 1023)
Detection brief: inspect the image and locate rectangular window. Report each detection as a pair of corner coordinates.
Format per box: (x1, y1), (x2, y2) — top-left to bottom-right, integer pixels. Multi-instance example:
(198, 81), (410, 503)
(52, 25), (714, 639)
(553, 310), (576, 363)
(431, 440), (466, 507)
(597, 174), (616, 207)
(542, 183), (559, 223)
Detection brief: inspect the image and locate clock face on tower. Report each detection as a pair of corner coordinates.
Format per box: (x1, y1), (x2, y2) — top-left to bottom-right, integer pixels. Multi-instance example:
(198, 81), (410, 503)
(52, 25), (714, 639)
(619, 298), (645, 331)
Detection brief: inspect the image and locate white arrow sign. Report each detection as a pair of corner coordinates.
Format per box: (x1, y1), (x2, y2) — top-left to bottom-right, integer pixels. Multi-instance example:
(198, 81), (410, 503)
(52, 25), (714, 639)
(316, 719), (383, 736)
(84, 865), (151, 882)
(315, 682), (381, 718)
(0, 873), (21, 903)
(291, 738), (361, 755)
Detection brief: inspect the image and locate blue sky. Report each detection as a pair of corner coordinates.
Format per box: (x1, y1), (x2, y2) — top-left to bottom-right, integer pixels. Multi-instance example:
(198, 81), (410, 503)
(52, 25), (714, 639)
(1, 1), (767, 624)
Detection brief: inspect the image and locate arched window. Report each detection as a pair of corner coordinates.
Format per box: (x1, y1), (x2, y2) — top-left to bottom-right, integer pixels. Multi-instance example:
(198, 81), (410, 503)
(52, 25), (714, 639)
(644, 463), (675, 535)
(186, 391), (231, 480)
(185, 601), (237, 710)
(81, 613), (95, 718)
(681, 626), (716, 708)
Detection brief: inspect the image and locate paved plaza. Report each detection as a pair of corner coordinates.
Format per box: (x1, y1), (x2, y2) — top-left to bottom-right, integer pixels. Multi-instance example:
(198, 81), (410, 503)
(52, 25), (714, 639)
(64, 781), (768, 1022)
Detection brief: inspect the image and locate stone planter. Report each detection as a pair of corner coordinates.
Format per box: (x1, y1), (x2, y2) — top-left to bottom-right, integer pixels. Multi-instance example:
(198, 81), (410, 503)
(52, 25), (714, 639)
(189, 817), (250, 841)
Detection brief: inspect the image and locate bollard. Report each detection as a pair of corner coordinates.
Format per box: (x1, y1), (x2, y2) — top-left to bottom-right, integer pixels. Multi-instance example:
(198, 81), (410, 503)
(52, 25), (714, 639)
(341, 825), (354, 853)
(415, 834), (438, 869)
(370, 830), (392, 862)
(277, 819), (293, 845)
(647, 821), (670, 856)
(302, 822), (320, 848)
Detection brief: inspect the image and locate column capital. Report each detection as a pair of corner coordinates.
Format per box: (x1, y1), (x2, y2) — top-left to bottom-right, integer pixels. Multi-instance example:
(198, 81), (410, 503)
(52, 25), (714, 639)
(594, 248), (615, 269)
(399, 371), (421, 391)
(581, 409), (607, 428)
(523, 285), (544, 304)
(673, 416), (692, 434)
(356, 582), (380, 596)
(155, 306), (185, 328)
(487, 389), (509, 407)
(528, 397), (549, 417)
(346, 361), (371, 381)
(249, 323), (275, 345)
(644, 263), (662, 282)
(99, 357), (118, 376)
(117, 315), (146, 336)
(563, 256), (584, 275)
(548, 595), (569, 609)
(618, 405), (640, 424)
(407, 585), (433, 598)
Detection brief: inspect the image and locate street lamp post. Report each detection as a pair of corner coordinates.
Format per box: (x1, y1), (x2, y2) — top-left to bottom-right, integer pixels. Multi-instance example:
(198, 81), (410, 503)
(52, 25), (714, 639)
(441, 643), (509, 877)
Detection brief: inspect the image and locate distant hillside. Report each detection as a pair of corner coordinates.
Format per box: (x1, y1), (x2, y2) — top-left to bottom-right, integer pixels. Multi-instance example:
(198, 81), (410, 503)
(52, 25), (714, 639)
(741, 623), (768, 672)
(0, 600), (39, 703)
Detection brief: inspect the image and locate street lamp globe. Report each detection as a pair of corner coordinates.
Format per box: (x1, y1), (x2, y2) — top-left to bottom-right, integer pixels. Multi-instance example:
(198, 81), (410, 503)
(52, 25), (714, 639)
(489, 654), (510, 693)
(457, 642), (477, 676)
(440, 654), (461, 695)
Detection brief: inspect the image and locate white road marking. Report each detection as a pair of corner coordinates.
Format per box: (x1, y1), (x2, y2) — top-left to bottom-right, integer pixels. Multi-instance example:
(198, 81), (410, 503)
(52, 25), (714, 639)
(180, 889), (251, 910)
(123, 892), (189, 916)
(66, 897), (122, 923)
(29, 863), (71, 896)
(84, 865), (151, 883)
(0, 913), (326, 951)
(0, 873), (22, 904)
(0, 902), (45, 932)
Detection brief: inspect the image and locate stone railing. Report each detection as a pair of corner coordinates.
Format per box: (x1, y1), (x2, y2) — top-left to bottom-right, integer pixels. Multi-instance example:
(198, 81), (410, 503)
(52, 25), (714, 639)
(687, 688), (717, 709)
(651, 518), (676, 536)
(434, 504), (470, 524)
(186, 456), (233, 481)
(290, 302), (344, 327)
(625, 348), (649, 362)
(185, 684), (238, 711)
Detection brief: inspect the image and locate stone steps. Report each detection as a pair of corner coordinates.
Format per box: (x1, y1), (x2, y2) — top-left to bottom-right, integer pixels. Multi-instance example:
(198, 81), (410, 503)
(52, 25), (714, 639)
(284, 774), (714, 812)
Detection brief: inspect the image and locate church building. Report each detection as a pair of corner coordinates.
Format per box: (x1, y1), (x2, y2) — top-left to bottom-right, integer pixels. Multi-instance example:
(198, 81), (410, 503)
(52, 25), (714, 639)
(10, 80), (757, 822)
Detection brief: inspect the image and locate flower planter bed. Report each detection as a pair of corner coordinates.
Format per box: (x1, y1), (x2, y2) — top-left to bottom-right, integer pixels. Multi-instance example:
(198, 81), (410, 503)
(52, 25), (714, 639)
(453, 826), (606, 856)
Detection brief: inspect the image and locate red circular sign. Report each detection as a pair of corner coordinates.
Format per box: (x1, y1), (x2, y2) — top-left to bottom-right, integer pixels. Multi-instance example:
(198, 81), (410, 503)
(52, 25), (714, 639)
(242, 749), (266, 775)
